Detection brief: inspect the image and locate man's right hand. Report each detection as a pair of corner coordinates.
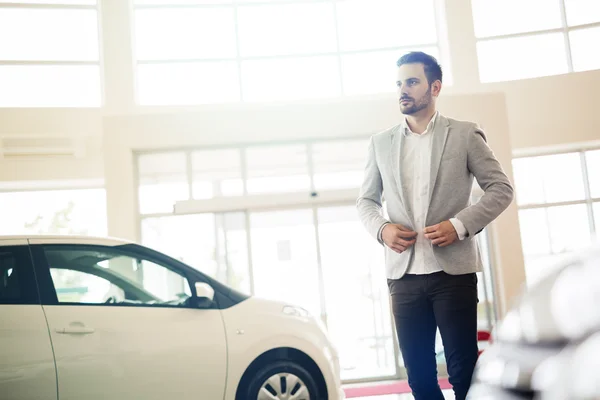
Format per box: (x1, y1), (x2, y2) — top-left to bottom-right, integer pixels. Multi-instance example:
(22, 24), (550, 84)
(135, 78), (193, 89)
(382, 224), (418, 254)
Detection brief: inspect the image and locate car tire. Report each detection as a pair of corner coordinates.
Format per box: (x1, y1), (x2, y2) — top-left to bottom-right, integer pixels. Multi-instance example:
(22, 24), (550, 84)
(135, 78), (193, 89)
(242, 360), (321, 400)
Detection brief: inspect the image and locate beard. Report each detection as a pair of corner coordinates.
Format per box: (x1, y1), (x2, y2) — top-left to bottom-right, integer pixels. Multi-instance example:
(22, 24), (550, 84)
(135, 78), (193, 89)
(399, 88), (432, 115)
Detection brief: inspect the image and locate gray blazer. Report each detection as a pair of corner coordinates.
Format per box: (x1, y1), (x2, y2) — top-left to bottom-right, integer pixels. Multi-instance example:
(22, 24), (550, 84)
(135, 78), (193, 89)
(356, 113), (514, 279)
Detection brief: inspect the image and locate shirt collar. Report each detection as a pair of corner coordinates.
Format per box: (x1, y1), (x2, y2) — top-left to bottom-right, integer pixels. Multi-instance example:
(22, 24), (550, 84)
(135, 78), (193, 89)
(402, 111), (439, 136)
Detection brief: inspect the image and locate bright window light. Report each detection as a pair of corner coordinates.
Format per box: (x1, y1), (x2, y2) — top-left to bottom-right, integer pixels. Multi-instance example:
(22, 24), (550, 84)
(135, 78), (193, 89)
(341, 47), (439, 95)
(0, 65), (101, 107)
(336, 0), (437, 51)
(586, 150), (600, 198)
(137, 61), (239, 105)
(477, 33), (568, 82)
(0, 188), (107, 236)
(0, 8), (98, 61)
(241, 56), (340, 102)
(1, 0), (96, 4)
(246, 144), (310, 194)
(237, 3), (337, 57)
(136, 0), (231, 4)
(471, 0), (562, 38)
(570, 26), (600, 72)
(134, 7), (236, 61)
(564, 0), (600, 26)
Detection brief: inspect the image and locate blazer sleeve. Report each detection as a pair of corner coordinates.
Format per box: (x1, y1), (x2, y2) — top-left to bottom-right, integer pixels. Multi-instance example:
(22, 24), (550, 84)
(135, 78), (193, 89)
(455, 124), (514, 237)
(356, 136), (390, 243)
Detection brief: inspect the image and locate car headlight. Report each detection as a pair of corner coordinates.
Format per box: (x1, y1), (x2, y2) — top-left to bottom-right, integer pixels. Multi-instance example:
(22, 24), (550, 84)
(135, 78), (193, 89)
(282, 305), (310, 318)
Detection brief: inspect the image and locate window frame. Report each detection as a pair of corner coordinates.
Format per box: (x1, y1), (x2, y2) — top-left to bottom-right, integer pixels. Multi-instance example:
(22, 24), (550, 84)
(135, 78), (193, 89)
(132, 0), (446, 104)
(473, 0), (600, 82)
(0, 1), (103, 107)
(0, 244), (39, 305)
(30, 243), (210, 309)
(513, 146), (600, 282)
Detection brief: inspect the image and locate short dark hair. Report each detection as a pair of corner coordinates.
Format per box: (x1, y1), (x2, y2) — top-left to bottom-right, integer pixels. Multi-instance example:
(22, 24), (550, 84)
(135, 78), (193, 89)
(396, 51), (443, 85)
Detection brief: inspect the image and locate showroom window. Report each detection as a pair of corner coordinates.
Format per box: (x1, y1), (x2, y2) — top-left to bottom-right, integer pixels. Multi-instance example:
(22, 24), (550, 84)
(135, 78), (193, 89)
(44, 245), (191, 306)
(0, 1), (102, 107)
(0, 184), (107, 236)
(132, 0), (448, 105)
(512, 148), (599, 284)
(472, 0), (600, 82)
(136, 140), (498, 382)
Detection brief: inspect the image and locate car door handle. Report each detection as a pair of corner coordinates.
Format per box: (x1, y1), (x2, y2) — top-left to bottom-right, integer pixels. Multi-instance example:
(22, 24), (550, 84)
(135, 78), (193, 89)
(56, 326), (95, 335)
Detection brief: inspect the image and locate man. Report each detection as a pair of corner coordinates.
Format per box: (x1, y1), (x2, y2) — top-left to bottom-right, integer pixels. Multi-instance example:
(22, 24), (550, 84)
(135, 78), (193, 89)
(356, 51), (514, 400)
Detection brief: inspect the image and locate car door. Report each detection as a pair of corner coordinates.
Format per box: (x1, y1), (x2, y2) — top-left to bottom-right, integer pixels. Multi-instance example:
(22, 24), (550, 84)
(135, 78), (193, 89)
(0, 239), (57, 400)
(30, 240), (227, 400)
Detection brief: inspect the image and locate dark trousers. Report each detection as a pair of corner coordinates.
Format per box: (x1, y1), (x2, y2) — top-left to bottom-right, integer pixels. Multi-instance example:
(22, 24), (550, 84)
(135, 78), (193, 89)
(388, 271), (479, 400)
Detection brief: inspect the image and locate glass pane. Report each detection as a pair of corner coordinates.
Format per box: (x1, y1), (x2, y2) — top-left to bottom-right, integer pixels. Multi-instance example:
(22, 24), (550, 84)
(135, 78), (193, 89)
(471, 0), (562, 38)
(138, 152), (189, 214)
(134, 8), (236, 60)
(142, 214), (215, 273)
(192, 149), (243, 198)
(218, 212), (251, 293)
(341, 47), (439, 96)
(540, 153), (586, 203)
(518, 209), (551, 256)
(137, 61), (239, 105)
(237, 3), (337, 57)
(565, 0), (600, 26)
(0, 65), (101, 107)
(476, 229), (496, 330)
(312, 139), (369, 191)
(512, 153), (586, 205)
(512, 157), (546, 205)
(570, 26), (600, 72)
(241, 56), (340, 102)
(142, 212), (251, 294)
(246, 144), (310, 194)
(250, 209), (321, 316)
(0, 9), (98, 61)
(51, 269), (124, 303)
(1, 0), (96, 4)
(594, 203), (600, 238)
(547, 204), (592, 253)
(336, 0), (437, 52)
(587, 150), (600, 198)
(0, 188), (107, 236)
(477, 33), (568, 83)
(136, 0), (231, 4)
(317, 206), (396, 380)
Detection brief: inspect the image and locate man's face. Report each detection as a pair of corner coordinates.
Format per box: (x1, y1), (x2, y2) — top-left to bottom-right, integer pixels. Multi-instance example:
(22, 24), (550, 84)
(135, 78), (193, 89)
(396, 63), (440, 115)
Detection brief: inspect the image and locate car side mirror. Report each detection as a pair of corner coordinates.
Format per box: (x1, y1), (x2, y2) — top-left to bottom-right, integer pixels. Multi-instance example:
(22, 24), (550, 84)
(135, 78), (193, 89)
(194, 282), (215, 302)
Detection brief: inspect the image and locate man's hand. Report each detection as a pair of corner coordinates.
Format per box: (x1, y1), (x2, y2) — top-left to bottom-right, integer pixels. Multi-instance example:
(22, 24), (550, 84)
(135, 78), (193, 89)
(382, 224), (417, 254)
(424, 221), (458, 247)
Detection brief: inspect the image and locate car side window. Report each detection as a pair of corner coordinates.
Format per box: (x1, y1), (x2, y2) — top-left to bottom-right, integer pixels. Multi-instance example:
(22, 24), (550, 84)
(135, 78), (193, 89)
(43, 245), (192, 307)
(0, 245), (37, 305)
(50, 269), (126, 303)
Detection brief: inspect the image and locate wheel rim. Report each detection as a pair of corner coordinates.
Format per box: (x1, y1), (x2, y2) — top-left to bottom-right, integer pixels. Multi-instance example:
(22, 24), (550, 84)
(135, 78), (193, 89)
(257, 372), (310, 400)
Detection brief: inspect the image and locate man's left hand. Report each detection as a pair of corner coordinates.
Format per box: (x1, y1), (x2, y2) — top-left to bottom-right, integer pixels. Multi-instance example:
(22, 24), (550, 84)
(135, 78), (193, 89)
(424, 221), (458, 247)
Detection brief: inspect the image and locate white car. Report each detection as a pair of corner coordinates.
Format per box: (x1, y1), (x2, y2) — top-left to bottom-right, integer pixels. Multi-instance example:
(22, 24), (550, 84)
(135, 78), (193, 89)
(0, 235), (344, 400)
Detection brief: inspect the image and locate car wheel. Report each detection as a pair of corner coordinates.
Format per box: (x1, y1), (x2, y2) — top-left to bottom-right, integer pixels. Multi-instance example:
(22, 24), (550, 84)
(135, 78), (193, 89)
(243, 360), (321, 400)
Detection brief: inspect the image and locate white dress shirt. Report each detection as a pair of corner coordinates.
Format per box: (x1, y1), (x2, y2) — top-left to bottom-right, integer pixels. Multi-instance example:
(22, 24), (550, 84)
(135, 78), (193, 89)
(380, 111), (468, 275)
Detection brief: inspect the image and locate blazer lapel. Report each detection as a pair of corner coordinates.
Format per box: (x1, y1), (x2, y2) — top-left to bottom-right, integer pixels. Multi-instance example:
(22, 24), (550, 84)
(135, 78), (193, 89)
(390, 124), (413, 224)
(428, 115), (450, 204)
